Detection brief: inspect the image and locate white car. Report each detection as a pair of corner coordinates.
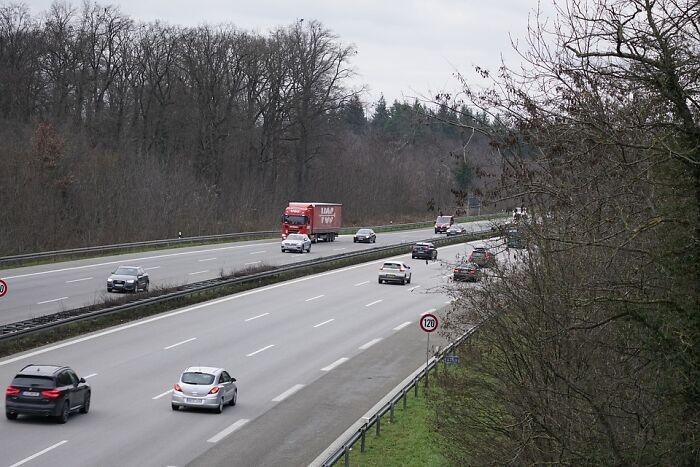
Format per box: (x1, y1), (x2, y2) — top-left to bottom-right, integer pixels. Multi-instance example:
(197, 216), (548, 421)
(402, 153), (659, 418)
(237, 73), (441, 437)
(281, 233), (312, 253)
(378, 261), (412, 285)
(171, 366), (237, 413)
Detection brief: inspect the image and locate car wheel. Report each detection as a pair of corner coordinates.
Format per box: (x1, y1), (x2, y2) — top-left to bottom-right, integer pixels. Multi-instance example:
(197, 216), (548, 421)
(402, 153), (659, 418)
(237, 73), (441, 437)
(229, 389), (237, 406)
(80, 392), (91, 414)
(171, 404), (179, 411)
(215, 397), (224, 414)
(401, 278), (406, 285)
(281, 248), (285, 253)
(144, 280), (149, 292)
(6, 411), (17, 420)
(378, 278), (382, 284)
(407, 275), (411, 284)
(107, 288), (112, 293)
(353, 238), (357, 243)
(57, 401), (70, 424)
(372, 238), (376, 243)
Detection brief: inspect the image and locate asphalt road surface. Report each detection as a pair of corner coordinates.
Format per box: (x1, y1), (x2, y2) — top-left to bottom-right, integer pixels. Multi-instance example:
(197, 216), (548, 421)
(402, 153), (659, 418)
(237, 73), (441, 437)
(0, 220), (497, 325)
(0, 237), (501, 467)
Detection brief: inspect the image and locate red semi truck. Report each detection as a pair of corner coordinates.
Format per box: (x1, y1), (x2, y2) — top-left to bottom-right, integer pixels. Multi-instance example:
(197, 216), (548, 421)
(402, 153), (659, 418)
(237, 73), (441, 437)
(281, 202), (343, 243)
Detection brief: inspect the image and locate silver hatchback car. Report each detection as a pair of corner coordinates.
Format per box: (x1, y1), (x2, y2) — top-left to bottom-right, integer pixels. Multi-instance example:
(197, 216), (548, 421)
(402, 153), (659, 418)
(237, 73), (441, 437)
(171, 366), (237, 413)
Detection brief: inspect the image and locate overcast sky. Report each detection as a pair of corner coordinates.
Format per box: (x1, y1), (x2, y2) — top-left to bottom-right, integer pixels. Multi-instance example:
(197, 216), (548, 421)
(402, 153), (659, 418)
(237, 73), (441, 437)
(22, 0), (553, 109)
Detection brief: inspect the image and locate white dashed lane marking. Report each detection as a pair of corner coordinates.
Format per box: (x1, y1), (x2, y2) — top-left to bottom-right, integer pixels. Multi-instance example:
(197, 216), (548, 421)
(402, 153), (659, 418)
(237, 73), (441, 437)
(65, 277), (93, 283)
(321, 358), (349, 372)
(313, 319), (334, 328)
(9, 440), (68, 467)
(247, 345), (274, 357)
(37, 297), (68, 305)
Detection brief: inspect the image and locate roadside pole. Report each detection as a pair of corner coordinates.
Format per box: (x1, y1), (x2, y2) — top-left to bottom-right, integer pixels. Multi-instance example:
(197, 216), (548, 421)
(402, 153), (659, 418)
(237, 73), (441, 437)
(419, 313), (439, 388)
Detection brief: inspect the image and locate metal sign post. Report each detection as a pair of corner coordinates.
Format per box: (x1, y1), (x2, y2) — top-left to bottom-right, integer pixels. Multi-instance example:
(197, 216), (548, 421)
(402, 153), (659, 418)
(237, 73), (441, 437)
(420, 313), (439, 388)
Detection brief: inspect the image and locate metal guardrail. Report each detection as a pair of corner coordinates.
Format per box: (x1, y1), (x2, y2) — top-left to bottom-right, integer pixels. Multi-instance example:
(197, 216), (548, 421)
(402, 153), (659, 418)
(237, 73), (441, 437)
(320, 326), (479, 467)
(0, 229), (494, 341)
(0, 215), (500, 267)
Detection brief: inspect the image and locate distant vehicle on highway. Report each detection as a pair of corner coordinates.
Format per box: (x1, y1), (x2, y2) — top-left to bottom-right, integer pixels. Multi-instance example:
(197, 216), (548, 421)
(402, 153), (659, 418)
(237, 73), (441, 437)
(5, 364), (90, 423)
(434, 215), (455, 234)
(107, 265), (149, 293)
(412, 242), (437, 260)
(353, 228), (376, 243)
(171, 366), (237, 413)
(453, 262), (481, 282)
(378, 261), (412, 285)
(446, 224), (467, 236)
(281, 233), (312, 253)
(468, 247), (496, 268)
(281, 202), (342, 243)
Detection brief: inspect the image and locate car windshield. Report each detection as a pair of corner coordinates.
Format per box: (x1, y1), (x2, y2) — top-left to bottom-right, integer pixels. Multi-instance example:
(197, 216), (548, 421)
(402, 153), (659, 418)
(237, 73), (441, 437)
(382, 263), (400, 269)
(357, 229), (372, 235)
(436, 216), (452, 223)
(471, 251), (485, 257)
(287, 234), (304, 241)
(283, 215), (307, 225)
(11, 375), (55, 388)
(114, 266), (138, 276)
(181, 372), (215, 385)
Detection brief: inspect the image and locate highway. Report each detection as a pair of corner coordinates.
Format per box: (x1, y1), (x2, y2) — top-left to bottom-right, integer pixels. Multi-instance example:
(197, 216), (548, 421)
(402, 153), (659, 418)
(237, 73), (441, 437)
(0, 236), (501, 467)
(0, 220), (497, 325)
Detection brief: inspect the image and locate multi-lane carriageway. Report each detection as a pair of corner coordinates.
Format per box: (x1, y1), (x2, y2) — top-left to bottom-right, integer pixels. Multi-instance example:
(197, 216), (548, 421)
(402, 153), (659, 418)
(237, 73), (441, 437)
(0, 221), (502, 467)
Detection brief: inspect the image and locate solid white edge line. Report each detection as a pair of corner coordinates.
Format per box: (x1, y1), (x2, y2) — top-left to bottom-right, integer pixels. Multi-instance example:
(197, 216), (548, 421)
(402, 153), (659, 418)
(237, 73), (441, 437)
(207, 419), (250, 443)
(249, 251), (265, 254)
(83, 373), (98, 379)
(188, 270), (209, 275)
(305, 294), (325, 302)
(272, 384), (305, 402)
(65, 277), (93, 283)
(393, 321), (412, 331)
(421, 308), (436, 316)
(1, 242), (482, 367)
(321, 357), (349, 372)
(164, 337), (197, 350)
(354, 281), (369, 286)
(359, 338), (382, 350)
(313, 319), (334, 328)
(244, 261), (261, 266)
(245, 312), (269, 322)
(9, 440), (69, 467)
(198, 257), (217, 262)
(36, 297), (68, 305)
(152, 389), (173, 400)
(246, 344), (274, 357)
(365, 299), (382, 307)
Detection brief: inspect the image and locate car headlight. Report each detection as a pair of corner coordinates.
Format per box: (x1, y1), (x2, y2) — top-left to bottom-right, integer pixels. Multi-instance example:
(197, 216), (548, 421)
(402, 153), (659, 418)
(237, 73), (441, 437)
(107, 279), (113, 283)
(126, 279), (135, 283)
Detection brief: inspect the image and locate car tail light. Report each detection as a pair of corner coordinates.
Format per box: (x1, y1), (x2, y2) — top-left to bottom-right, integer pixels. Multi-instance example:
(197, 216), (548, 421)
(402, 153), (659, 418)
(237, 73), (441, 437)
(399, 268), (404, 272)
(5, 386), (20, 395)
(41, 389), (62, 399)
(173, 383), (182, 392)
(453, 268), (459, 273)
(209, 387), (220, 395)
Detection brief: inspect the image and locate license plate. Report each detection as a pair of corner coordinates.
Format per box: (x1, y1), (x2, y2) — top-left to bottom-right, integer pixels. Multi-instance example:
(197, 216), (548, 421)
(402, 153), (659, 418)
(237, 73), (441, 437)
(23, 391), (39, 396)
(185, 398), (203, 404)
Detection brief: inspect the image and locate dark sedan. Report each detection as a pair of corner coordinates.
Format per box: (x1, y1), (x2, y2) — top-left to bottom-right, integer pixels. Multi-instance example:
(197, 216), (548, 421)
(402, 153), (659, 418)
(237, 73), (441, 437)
(353, 228), (376, 243)
(107, 265), (149, 293)
(412, 242), (437, 260)
(453, 262), (481, 282)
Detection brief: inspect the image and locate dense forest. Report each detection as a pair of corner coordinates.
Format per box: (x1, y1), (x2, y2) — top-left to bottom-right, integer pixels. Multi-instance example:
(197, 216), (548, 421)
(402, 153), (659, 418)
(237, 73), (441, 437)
(0, 2), (499, 255)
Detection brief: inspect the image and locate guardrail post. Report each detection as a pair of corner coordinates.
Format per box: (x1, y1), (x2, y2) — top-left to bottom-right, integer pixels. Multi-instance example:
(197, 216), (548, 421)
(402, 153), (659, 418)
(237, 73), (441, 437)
(414, 379), (419, 397)
(376, 416), (381, 436)
(344, 446), (350, 467)
(403, 388), (407, 410)
(390, 401), (395, 423)
(360, 417), (369, 452)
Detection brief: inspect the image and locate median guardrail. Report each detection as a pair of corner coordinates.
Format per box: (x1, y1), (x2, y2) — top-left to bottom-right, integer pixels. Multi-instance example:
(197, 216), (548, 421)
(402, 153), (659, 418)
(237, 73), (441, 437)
(0, 215), (502, 268)
(318, 326), (479, 467)
(0, 228), (496, 343)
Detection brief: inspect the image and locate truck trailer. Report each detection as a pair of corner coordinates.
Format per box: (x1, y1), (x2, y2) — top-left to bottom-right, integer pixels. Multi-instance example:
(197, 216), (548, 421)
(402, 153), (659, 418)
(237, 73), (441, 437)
(281, 202), (343, 243)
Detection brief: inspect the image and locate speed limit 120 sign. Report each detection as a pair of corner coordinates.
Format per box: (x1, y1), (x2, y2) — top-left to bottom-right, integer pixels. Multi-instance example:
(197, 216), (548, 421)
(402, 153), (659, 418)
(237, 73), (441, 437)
(420, 313), (438, 333)
(0, 279), (7, 298)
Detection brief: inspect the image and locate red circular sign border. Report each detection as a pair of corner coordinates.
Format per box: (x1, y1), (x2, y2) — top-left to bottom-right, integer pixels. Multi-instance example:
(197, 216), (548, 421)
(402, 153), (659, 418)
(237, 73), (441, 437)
(420, 313), (438, 333)
(0, 279), (7, 298)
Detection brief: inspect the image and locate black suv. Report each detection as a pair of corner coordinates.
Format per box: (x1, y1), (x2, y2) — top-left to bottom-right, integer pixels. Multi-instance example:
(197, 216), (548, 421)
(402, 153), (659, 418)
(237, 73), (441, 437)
(412, 242), (437, 260)
(5, 364), (91, 423)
